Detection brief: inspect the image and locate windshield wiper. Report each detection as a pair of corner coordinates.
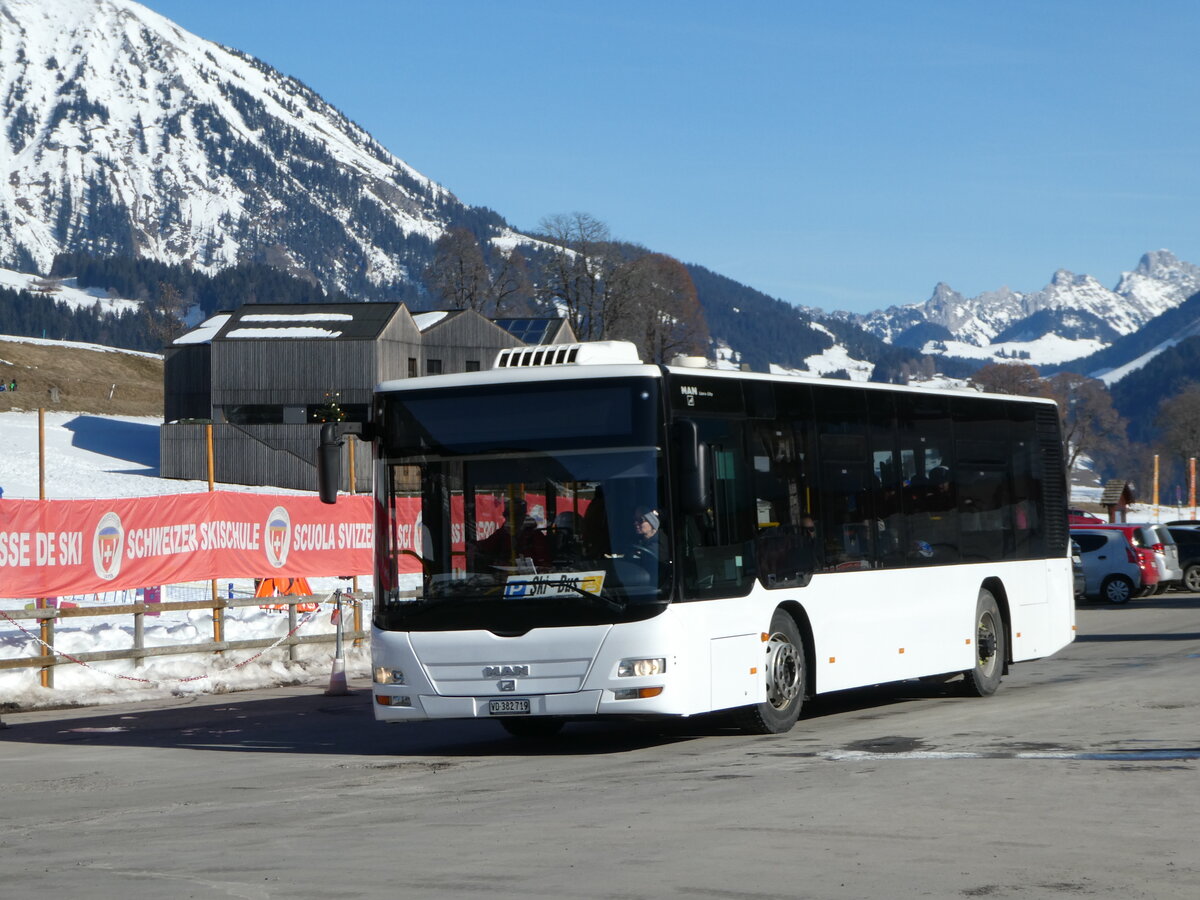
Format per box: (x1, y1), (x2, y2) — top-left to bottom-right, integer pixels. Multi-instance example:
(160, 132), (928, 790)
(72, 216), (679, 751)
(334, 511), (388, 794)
(550, 579), (626, 613)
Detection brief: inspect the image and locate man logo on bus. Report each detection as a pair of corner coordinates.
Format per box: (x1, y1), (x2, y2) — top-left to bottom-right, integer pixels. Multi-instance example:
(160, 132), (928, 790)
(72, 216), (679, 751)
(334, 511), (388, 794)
(265, 506), (291, 569)
(92, 511), (125, 580)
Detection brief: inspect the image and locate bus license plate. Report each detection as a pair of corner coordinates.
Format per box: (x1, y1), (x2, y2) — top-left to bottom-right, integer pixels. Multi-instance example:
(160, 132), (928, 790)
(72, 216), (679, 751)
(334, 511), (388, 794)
(489, 699), (531, 716)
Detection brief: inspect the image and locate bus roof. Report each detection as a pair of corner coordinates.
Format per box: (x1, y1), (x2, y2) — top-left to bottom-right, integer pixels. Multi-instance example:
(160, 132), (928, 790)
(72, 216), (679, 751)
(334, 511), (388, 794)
(374, 342), (1056, 408)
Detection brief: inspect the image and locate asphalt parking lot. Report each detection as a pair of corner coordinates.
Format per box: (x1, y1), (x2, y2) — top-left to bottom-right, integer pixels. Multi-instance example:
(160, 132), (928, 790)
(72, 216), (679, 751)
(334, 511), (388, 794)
(3, 594), (1198, 899)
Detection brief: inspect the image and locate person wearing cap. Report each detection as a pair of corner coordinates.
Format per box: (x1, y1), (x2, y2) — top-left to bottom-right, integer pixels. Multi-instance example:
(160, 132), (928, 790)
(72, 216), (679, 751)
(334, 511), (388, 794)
(629, 507), (661, 563)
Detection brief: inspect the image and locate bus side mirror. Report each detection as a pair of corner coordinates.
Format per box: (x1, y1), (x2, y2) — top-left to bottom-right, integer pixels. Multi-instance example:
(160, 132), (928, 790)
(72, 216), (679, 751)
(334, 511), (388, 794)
(318, 423), (342, 504)
(674, 419), (711, 516)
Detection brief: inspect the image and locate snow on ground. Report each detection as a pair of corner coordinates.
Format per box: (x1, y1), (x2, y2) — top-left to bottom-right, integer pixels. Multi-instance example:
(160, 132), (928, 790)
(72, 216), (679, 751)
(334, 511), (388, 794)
(926, 335), (1106, 367)
(0, 333), (161, 359)
(0, 266), (140, 315)
(1092, 317), (1200, 384)
(1, 410), (369, 710)
(769, 342), (876, 381)
(0, 410), (279, 499)
(799, 323), (877, 380)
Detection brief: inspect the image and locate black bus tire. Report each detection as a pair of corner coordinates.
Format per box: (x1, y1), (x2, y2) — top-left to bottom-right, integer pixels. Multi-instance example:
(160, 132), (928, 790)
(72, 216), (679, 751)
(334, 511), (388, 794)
(962, 588), (1005, 697)
(735, 609), (805, 734)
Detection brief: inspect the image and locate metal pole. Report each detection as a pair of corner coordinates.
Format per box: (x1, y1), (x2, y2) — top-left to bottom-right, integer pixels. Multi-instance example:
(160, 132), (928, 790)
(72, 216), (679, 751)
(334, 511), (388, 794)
(348, 436), (363, 644)
(288, 601), (298, 663)
(325, 589), (349, 695)
(334, 591), (344, 660)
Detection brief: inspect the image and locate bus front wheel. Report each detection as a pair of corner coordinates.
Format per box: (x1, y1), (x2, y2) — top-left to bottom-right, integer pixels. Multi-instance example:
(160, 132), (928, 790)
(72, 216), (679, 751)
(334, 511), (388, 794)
(962, 589), (1005, 697)
(736, 610), (805, 734)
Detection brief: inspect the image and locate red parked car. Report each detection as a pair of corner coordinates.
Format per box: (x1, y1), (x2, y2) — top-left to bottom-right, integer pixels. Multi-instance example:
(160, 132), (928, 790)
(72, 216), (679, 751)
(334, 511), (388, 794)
(1071, 523), (1160, 595)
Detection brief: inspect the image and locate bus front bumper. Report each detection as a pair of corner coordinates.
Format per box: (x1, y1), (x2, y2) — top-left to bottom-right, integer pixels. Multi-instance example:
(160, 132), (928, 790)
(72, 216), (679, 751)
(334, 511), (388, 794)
(372, 688), (687, 722)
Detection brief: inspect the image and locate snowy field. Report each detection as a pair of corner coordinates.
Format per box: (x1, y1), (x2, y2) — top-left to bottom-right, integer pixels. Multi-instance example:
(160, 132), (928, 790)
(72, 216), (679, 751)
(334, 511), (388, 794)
(1, 410), (369, 711)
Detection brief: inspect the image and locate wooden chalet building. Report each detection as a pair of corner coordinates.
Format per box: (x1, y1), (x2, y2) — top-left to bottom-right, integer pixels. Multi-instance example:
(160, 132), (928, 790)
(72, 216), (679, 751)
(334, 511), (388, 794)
(160, 303), (575, 491)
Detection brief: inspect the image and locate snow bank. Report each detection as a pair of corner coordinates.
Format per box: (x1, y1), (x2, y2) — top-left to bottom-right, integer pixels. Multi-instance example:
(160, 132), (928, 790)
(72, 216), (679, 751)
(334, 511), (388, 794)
(0, 410), (370, 710)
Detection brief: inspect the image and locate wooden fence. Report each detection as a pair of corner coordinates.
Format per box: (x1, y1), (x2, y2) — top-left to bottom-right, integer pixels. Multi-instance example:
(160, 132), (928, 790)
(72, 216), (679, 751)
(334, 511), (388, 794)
(0, 592), (368, 689)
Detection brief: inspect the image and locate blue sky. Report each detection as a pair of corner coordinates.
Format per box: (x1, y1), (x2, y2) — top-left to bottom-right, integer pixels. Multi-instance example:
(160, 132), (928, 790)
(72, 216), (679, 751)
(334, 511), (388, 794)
(140, 0), (1200, 315)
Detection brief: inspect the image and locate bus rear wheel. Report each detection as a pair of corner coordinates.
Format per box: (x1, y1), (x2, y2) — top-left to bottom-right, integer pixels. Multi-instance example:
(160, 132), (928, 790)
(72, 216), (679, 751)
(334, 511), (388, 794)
(499, 717), (565, 739)
(735, 610), (805, 734)
(962, 589), (1005, 697)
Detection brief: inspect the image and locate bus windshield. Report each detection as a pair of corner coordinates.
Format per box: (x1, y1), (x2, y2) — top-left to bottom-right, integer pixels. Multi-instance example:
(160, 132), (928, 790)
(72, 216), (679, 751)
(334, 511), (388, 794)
(373, 378), (670, 631)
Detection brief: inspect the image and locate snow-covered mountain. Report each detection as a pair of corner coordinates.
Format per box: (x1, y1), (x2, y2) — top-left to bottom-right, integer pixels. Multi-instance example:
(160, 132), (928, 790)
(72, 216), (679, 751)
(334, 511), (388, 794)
(0, 0), (522, 299)
(838, 250), (1200, 367)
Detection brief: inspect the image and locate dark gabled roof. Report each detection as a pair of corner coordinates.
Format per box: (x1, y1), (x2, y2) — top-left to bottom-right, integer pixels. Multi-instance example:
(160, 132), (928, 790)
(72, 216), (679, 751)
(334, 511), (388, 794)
(411, 309), (468, 333)
(1101, 479), (1134, 506)
(493, 318), (563, 345)
(210, 303), (403, 342)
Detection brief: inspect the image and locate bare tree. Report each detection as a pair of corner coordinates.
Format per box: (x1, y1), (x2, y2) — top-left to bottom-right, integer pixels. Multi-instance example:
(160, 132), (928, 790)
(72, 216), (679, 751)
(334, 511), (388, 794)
(489, 246), (534, 315)
(1157, 382), (1200, 472)
(145, 280), (188, 348)
(427, 228), (491, 310)
(1046, 372), (1126, 474)
(535, 212), (613, 340)
(607, 253), (709, 362)
(969, 362), (1048, 397)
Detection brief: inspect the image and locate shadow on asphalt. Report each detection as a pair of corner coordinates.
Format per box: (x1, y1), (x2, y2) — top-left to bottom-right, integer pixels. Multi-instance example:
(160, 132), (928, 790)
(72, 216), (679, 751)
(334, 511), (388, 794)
(0, 680), (957, 758)
(1078, 594), (1200, 612)
(1075, 633), (1200, 642)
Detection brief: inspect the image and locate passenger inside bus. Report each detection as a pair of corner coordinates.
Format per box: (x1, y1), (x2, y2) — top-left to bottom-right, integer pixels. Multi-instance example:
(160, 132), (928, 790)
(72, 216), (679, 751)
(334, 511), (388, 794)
(471, 498), (549, 570)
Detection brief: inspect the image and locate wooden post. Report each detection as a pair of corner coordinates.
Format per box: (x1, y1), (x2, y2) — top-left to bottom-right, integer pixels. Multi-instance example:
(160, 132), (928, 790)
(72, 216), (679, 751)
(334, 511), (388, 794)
(207, 424), (224, 649)
(38, 408), (53, 688)
(1153, 455), (1160, 521)
(39, 613), (55, 690)
(1189, 457), (1196, 519)
(134, 605), (145, 668)
(38, 407), (45, 501)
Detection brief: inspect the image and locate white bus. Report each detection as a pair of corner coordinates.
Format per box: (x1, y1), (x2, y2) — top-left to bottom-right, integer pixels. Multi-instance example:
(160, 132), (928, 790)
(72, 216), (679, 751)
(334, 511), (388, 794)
(319, 341), (1074, 736)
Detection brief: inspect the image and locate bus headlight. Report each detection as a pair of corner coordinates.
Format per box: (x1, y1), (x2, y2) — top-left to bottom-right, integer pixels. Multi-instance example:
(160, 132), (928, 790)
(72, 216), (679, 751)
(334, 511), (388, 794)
(373, 666), (405, 684)
(618, 658), (666, 677)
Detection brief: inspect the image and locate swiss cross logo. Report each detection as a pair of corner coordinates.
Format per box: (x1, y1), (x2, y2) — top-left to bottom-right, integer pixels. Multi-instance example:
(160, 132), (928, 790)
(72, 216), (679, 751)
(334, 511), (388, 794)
(264, 506), (291, 569)
(92, 511), (124, 580)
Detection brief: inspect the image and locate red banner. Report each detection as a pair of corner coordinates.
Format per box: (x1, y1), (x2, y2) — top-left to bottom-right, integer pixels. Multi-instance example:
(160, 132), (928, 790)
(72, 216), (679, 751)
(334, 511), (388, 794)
(0, 492), (373, 598)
